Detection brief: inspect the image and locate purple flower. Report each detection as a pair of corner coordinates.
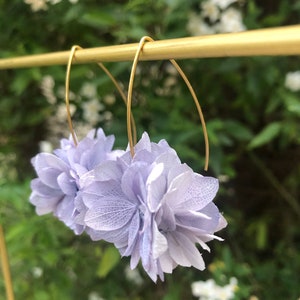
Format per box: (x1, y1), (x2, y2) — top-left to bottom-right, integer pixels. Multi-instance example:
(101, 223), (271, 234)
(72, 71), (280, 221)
(30, 128), (122, 234)
(80, 133), (227, 281)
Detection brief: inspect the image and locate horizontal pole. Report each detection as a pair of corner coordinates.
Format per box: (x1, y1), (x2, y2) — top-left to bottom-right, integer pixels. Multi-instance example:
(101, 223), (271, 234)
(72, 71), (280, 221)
(1, 25), (300, 69)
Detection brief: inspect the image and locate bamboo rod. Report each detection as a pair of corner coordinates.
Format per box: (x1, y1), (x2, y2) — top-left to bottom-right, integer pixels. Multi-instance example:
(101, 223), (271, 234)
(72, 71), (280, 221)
(1, 25), (300, 70)
(0, 225), (14, 300)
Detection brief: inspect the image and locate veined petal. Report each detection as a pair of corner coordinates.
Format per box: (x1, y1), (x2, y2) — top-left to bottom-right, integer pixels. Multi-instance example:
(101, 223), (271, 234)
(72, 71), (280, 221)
(84, 196), (137, 231)
(166, 169), (193, 201)
(177, 175), (219, 211)
(167, 163), (192, 185)
(175, 203), (221, 233)
(93, 160), (122, 181)
(123, 211), (141, 256)
(155, 152), (181, 173)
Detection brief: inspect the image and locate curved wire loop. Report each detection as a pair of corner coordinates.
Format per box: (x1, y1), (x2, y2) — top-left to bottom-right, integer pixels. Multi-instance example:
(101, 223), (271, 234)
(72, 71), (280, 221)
(126, 36), (210, 171)
(65, 45), (137, 146)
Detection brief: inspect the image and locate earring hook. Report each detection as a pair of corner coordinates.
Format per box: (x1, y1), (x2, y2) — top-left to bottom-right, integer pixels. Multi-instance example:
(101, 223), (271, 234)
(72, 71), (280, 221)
(65, 45), (80, 146)
(126, 36), (209, 171)
(65, 45), (137, 146)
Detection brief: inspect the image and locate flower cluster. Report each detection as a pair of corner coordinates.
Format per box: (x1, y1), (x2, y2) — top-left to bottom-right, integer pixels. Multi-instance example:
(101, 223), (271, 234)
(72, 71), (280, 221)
(30, 128), (122, 234)
(30, 129), (227, 281)
(187, 0), (246, 36)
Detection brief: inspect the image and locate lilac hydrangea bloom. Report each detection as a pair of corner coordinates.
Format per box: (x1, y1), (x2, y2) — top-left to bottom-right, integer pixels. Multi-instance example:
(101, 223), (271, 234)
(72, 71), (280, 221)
(30, 128), (123, 234)
(79, 132), (227, 281)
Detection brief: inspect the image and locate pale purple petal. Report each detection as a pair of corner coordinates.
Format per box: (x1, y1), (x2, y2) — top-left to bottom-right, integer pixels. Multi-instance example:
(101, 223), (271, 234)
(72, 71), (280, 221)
(57, 172), (77, 195)
(84, 197), (137, 231)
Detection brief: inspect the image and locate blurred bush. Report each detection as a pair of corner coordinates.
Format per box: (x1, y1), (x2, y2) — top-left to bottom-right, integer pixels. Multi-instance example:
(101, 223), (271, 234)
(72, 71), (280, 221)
(1, 0), (300, 299)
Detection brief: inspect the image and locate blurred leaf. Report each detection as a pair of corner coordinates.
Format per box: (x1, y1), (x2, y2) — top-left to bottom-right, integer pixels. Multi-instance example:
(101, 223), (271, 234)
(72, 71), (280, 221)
(80, 11), (116, 29)
(248, 122), (282, 149)
(224, 120), (253, 141)
(97, 245), (120, 278)
(284, 93), (300, 116)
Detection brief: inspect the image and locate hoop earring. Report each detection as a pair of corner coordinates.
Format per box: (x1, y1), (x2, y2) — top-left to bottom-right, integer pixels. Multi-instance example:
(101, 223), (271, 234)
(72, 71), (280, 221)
(65, 46), (137, 146)
(126, 36), (209, 171)
(65, 45), (80, 146)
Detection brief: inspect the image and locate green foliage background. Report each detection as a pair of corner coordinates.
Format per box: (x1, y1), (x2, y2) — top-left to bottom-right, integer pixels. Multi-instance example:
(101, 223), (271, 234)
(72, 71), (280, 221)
(1, 0), (300, 299)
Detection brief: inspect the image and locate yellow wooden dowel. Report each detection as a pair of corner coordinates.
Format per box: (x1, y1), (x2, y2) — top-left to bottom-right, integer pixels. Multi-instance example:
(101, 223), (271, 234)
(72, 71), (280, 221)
(0, 25), (300, 70)
(0, 225), (14, 300)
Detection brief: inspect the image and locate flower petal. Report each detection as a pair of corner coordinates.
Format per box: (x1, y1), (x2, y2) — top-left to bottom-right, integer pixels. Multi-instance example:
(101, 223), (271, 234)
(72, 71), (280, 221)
(176, 175), (219, 211)
(84, 196), (137, 231)
(152, 222), (168, 259)
(57, 172), (77, 196)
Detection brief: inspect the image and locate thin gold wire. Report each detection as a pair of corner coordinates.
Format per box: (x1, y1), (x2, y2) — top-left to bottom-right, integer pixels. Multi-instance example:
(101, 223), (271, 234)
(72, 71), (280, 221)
(96, 62), (137, 145)
(127, 36), (209, 171)
(65, 46), (137, 145)
(65, 45), (80, 146)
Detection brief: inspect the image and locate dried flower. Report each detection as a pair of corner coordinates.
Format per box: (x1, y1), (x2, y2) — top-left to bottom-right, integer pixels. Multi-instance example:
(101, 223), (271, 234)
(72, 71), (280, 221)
(79, 133), (226, 281)
(30, 128), (120, 234)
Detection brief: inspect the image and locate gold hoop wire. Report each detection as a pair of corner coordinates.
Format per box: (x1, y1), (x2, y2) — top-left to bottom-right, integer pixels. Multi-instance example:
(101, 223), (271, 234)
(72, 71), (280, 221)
(126, 36), (209, 171)
(65, 45), (80, 146)
(65, 45), (137, 146)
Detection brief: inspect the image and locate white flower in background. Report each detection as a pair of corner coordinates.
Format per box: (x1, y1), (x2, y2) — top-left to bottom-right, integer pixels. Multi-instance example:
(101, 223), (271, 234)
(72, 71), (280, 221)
(39, 141), (53, 153)
(211, 0), (237, 10)
(103, 94), (116, 105)
(32, 267), (43, 278)
(187, 0), (246, 36)
(187, 13), (216, 36)
(88, 292), (105, 300)
(217, 7), (246, 33)
(124, 266), (143, 286)
(40, 75), (57, 104)
(25, 0), (79, 10)
(56, 103), (76, 119)
(166, 63), (179, 76)
(24, 0), (48, 11)
(82, 99), (104, 125)
(80, 82), (97, 99)
(48, 0), (62, 4)
(191, 277), (238, 300)
(201, 1), (220, 22)
(285, 71), (300, 92)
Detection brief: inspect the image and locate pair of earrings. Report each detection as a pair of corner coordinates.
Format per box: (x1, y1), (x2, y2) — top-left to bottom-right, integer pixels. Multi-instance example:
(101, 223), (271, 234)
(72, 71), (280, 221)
(30, 37), (227, 282)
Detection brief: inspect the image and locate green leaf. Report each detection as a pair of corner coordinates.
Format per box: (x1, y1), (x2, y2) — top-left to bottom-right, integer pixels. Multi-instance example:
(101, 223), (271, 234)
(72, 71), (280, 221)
(248, 122), (282, 149)
(80, 11), (115, 29)
(96, 245), (120, 278)
(224, 120), (253, 141)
